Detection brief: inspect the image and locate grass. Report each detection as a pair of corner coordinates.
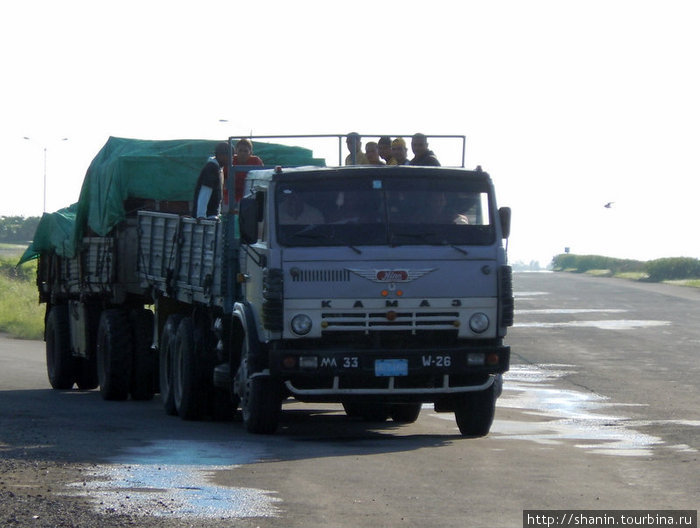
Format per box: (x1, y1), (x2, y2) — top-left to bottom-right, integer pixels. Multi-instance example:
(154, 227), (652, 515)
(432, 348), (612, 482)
(614, 271), (650, 281)
(0, 243), (28, 258)
(0, 257), (45, 340)
(664, 279), (700, 288)
(584, 269), (613, 277)
(582, 270), (700, 288)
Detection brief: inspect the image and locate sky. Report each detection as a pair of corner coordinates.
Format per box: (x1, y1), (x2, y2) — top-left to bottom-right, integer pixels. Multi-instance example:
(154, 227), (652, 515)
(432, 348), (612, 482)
(1, 0), (699, 266)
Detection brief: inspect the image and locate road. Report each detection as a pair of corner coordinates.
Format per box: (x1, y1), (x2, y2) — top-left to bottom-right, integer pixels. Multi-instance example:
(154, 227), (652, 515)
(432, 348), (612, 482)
(0, 272), (698, 527)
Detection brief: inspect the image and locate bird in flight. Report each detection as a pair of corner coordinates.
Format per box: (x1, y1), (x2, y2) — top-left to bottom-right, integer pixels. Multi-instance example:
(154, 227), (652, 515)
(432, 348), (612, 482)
(604, 202), (614, 209)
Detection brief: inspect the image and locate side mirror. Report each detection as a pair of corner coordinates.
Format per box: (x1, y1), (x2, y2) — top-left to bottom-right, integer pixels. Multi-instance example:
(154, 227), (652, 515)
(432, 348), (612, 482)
(499, 207), (511, 239)
(238, 196), (259, 244)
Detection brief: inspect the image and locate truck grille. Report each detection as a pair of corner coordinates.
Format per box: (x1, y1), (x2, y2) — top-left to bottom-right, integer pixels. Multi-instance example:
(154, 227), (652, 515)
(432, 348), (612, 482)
(290, 269), (351, 282)
(321, 310), (459, 333)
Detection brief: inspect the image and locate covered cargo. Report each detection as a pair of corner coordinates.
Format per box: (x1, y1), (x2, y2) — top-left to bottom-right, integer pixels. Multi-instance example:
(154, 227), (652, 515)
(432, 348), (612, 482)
(19, 136), (324, 264)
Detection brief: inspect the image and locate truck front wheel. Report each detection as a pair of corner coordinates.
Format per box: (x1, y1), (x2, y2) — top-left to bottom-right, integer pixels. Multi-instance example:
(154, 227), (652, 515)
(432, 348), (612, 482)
(46, 305), (75, 390)
(454, 383), (496, 437)
(235, 334), (281, 434)
(96, 309), (133, 401)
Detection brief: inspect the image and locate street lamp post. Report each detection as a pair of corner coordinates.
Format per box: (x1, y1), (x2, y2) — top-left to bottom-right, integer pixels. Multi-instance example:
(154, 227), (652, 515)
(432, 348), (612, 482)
(23, 136), (68, 213)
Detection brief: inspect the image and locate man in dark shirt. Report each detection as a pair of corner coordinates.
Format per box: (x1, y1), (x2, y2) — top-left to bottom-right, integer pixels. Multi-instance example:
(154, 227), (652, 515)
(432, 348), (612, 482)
(193, 142), (230, 218)
(409, 133), (441, 166)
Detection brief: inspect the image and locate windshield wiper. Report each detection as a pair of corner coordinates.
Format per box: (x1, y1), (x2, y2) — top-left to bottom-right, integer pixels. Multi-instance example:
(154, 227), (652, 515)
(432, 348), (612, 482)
(291, 229), (362, 254)
(390, 231), (468, 255)
(390, 231), (436, 246)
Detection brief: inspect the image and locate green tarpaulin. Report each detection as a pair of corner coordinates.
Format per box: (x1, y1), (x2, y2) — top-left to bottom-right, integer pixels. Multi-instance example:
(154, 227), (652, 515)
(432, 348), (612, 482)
(19, 136), (324, 264)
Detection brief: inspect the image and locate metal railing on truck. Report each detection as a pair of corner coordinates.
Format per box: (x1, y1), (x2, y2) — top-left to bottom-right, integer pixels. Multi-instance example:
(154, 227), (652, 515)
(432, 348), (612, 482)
(226, 133), (467, 169)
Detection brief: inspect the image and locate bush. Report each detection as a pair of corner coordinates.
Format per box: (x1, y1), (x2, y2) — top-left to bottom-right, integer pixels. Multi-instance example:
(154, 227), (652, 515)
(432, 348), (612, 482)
(551, 254), (645, 274)
(645, 257), (700, 282)
(552, 254), (700, 283)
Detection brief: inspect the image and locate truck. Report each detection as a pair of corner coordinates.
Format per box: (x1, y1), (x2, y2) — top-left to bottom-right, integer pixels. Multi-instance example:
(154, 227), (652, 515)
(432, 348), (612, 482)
(24, 134), (513, 436)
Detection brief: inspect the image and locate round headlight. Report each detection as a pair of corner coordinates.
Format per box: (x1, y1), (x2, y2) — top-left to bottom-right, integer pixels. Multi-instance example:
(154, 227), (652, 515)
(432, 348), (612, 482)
(291, 314), (312, 335)
(469, 312), (490, 334)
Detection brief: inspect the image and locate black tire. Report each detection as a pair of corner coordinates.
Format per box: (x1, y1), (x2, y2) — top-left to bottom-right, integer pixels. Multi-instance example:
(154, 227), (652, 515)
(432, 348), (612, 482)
(236, 333), (281, 434)
(454, 383), (497, 437)
(390, 403), (422, 424)
(172, 317), (204, 420)
(159, 314), (183, 415)
(96, 309), (132, 401)
(45, 305), (74, 390)
(129, 308), (155, 401)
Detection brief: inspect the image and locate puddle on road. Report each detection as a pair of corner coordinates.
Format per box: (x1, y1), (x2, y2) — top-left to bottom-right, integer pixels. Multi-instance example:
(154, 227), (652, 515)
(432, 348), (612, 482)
(514, 319), (671, 330)
(515, 291), (549, 301)
(64, 439), (282, 519)
(516, 308), (628, 315)
(486, 364), (696, 456)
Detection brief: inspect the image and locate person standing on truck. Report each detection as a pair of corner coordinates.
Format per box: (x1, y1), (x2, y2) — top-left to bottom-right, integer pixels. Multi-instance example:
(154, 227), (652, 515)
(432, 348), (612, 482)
(378, 135), (396, 165)
(364, 141), (384, 165)
(193, 142), (230, 219)
(410, 133), (441, 166)
(390, 137), (410, 165)
(345, 132), (369, 165)
(231, 138), (264, 207)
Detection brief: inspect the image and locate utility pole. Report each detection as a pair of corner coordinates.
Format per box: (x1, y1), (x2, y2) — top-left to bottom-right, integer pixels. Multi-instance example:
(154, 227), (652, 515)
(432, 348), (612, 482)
(23, 136), (68, 213)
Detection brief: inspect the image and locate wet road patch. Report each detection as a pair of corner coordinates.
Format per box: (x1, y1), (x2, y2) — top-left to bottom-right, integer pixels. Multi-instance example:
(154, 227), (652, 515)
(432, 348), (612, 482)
(64, 439), (282, 519)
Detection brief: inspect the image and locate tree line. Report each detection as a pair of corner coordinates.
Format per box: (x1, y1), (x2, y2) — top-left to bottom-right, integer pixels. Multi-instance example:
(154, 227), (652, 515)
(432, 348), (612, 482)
(0, 216), (41, 243)
(551, 253), (700, 282)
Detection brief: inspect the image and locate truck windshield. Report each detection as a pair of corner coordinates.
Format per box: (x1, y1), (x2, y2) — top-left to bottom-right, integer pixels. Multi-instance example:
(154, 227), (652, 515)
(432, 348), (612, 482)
(276, 176), (494, 247)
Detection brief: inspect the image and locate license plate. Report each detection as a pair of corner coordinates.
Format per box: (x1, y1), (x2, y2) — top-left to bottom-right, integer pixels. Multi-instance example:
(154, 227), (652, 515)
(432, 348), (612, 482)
(374, 359), (408, 377)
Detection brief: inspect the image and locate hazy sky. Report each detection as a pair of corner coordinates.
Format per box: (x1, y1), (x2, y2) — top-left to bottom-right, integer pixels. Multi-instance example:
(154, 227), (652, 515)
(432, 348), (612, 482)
(2, 0), (698, 265)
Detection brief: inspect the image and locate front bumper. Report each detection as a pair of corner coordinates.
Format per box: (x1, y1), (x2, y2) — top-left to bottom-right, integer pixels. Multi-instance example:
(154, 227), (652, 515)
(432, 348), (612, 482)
(269, 344), (509, 401)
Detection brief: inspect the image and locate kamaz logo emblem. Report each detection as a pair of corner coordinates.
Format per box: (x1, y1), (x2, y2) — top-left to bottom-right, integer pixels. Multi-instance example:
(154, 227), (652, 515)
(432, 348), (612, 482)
(377, 270), (408, 281)
(346, 268), (436, 283)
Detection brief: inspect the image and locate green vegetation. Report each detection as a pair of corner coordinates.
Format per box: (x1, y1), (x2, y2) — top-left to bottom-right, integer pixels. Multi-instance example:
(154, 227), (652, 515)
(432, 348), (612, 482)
(0, 243), (29, 258)
(0, 215), (40, 244)
(0, 257), (44, 340)
(551, 254), (700, 287)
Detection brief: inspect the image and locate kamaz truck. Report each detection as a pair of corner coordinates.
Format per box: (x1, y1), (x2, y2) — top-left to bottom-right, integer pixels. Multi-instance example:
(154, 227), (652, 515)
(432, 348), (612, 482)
(24, 134), (513, 436)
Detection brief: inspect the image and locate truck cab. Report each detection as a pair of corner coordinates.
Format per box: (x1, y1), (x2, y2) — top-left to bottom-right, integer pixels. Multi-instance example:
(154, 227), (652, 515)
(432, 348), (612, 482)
(234, 164), (513, 434)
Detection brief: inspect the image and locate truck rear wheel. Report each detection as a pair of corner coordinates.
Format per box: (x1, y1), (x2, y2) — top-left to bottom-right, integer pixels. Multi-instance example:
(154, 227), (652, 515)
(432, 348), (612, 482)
(236, 334), (281, 434)
(172, 317), (204, 420)
(46, 305), (75, 390)
(129, 308), (155, 401)
(159, 314), (183, 415)
(96, 309), (132, 401)
(454, 383), (496, 437)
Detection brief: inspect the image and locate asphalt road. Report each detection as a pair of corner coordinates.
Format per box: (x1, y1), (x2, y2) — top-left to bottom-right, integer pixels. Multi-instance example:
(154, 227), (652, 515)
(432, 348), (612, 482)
(0, 272), (698, 527)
